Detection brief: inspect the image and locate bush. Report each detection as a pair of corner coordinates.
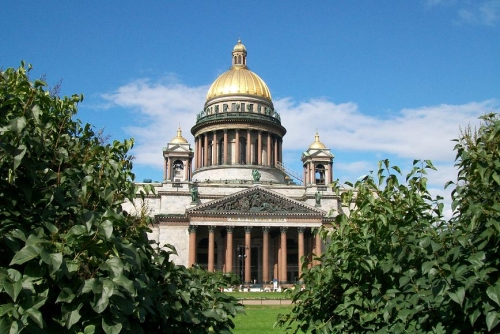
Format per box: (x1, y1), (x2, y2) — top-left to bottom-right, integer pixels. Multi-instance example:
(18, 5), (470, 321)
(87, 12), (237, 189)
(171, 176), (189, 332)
(0, 64), (243, 334)
(278, 114), (500, 333)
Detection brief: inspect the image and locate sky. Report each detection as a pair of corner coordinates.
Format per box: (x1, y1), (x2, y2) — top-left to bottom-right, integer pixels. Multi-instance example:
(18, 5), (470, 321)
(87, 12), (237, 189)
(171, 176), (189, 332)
(2, 1), (499, 217)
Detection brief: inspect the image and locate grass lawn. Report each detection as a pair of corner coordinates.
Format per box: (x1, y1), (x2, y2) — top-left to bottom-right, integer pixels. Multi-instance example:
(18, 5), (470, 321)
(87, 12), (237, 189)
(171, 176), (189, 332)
(232, 305), (292, 334)
(229, 291), (290, 299)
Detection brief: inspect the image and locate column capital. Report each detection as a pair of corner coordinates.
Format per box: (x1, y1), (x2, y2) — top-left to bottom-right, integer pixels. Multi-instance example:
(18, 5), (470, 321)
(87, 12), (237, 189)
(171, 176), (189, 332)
(244, 226), (253, 234)
(188, 225), (198, 233)
(297, 227), (306, 234)
(226, 226), (234, 233)
(208, 225), (216, 233)
(262, 226), (270, 234)
(280, 226), (288, 234)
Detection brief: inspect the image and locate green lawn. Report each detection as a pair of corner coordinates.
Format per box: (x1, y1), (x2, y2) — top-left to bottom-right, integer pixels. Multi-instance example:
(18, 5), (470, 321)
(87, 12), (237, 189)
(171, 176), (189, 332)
(232, 305), (292, 334)
(229, 291), (289, 299)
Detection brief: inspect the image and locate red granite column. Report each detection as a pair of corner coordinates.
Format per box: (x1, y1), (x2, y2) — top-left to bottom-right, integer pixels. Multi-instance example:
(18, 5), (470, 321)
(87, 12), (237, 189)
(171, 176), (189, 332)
(212, 131), (217, 166)
(273, 136), (278, 166)
(188, 225), (197, 267)
(257, 131), (262, 165)
(208, 226), (215, 272)
(235, 129), (240, 164)
(262, 227), (270, 283)
(315, 228), (322, 266)
(246, 129), (251, 165)
(298, 227), (305, 280)
(266, 132), (271, 166)
(223, 130), (228, 165)
(280, 227), (288, 283)
(225, 226), (234, 273)
(204, 134), (208, 167)
(163, 157), (167, 181)
(244, 226), (252, 283)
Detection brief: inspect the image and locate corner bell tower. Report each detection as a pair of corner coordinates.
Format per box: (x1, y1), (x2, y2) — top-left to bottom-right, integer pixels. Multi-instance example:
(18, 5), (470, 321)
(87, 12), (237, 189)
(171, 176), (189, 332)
(163, 127), (194, 182)
(301, 132), (334, 186)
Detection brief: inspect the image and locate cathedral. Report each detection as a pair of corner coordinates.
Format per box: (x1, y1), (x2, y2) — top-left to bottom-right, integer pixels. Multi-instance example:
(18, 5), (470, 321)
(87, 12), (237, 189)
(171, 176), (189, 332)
(124, 40), (337, 285)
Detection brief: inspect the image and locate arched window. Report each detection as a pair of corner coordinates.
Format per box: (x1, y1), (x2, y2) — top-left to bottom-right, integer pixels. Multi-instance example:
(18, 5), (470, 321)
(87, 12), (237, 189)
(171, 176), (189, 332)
(315, 164), (325, 185)
(172, 160), (184, 180)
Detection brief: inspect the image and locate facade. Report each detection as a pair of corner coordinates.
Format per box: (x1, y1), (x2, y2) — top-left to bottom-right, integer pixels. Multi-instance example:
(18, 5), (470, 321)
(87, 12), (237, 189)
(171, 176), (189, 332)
(124, 40), (338, 284)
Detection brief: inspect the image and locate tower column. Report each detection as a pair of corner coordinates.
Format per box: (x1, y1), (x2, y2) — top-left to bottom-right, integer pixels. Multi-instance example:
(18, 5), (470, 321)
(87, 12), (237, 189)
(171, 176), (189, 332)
(225, 226), (234, 273)
(212, 131), (217, 166)
(195, 136), (200, 169)
(223, 130), (228, 165)
(262, 227), (270, 283)
(273, 136), (278, 166)
(235, 129), (240, 164)
(204, 133), (208, 167)
(266, 132), (271, 166)
(208, 226), (215, 272)
(244, 226), (252, 284)
(277, 138), (282, 164)
(163, 157), (167, 181)
(315, 228), (322, 266)
(246, 130), (251, 165)
(184, 160), (188, 180)
(167, 157), (172, 181)
(298, 227), (305, 280)
(257, 131), (262, 165)
(188, 225), (197, 267)
(280, 227), (288, 283)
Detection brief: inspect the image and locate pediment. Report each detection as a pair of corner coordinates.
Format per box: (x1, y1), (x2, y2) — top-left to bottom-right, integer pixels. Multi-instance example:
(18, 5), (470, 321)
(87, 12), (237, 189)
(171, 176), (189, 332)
(308, 150), (333, 158)
(188, 186), (324, 216)
(165, 144), (191, 152)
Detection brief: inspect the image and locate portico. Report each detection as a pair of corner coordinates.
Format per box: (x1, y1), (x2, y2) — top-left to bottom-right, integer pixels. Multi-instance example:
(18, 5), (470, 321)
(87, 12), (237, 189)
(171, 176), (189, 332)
(186, 186), (324, 284)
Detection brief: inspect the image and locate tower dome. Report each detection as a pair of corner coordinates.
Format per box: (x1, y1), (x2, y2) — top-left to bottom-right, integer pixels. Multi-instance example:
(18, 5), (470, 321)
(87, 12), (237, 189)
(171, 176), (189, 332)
(170, 126), (188, 144)
(206, 39), (272, 101)
(309, 132), (327, 149)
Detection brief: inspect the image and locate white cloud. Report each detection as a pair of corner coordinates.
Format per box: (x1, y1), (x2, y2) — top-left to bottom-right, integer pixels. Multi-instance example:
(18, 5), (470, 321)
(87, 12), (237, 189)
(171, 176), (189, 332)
(101, 79), (208, 167)
(277, 97), (497, 162)
(427, 0), (500, 25)
(100, 78), (498, 211)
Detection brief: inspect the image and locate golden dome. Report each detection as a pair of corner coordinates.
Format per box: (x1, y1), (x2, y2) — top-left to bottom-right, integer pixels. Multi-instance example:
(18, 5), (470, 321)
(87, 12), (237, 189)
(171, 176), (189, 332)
(309, 132), (327, 149)
(233, 39), (246, 52)
(206, 40), (272, 101)
(170, 127), (188, 144)
(206, 68), (272, 100)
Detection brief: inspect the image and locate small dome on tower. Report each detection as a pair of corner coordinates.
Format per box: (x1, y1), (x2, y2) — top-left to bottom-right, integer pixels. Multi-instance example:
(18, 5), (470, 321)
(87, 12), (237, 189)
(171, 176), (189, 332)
(170, 126), (188, 144)
(233, 39), (246, 52)
(309, 132), (327, 149)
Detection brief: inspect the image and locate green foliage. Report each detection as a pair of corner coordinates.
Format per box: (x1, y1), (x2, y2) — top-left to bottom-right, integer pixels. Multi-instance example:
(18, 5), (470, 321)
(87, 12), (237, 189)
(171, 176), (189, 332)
(278, 114), (500, 333)
(190, 269), (241, 287)
(0, 64), (243, 333)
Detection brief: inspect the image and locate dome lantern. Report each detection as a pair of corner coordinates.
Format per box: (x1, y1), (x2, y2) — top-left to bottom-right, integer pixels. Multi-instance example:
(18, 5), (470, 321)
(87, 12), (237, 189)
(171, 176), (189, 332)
(232, 39), (247, 68)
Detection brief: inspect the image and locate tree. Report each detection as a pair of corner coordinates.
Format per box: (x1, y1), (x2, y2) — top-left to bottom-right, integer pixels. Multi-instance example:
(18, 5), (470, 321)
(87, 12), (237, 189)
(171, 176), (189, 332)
(0, 63), (243, 334)
(277, 114), (500, 333)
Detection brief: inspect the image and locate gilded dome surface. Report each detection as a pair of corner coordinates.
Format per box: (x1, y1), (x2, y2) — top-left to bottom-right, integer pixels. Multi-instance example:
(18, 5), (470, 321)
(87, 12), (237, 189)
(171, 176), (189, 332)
(206, 40), (272, 101)
(309, 132), (327, 149)
(170, 127), (188, 144)
(206, 68), (272, 101)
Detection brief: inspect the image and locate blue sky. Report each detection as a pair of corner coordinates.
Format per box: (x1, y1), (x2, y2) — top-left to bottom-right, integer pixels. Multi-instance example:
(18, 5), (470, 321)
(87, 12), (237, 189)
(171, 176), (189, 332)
(2, 1), (499, 216)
